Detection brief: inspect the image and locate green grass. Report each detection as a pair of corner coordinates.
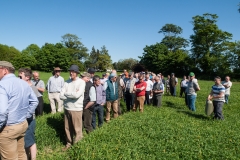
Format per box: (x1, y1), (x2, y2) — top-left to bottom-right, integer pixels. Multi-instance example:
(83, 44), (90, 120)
(34, 72), (240, 159)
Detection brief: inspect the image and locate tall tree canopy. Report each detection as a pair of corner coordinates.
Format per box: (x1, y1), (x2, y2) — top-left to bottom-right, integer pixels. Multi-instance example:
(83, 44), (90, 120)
(190, 13), (232, 75)
(158, 24), (189, 51)
(61, 33), (88, 62)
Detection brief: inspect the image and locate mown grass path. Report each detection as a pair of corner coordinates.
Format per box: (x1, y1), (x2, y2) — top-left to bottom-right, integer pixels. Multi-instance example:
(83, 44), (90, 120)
(35, 72), (240, 159)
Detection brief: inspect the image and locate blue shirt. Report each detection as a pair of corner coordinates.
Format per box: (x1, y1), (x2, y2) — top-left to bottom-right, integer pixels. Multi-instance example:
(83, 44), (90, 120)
(0, 74), (38, 129)
(46, 75), (64, 93)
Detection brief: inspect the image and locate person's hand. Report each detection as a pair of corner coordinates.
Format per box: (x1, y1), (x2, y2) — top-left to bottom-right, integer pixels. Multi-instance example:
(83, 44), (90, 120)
(208, 96), (212, 101)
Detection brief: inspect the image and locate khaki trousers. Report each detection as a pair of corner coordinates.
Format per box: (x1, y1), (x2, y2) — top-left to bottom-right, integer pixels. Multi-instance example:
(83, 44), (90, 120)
(0, 120), (28, 160)
(48, 92), (63, 113)
(64, 110), (83, 147)
(133, 96), (145, 112)
(106, 100), (118, 121)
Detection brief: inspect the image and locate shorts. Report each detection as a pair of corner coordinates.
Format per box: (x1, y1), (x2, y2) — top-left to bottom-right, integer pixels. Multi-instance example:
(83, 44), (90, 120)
(24, 119), (36, 148)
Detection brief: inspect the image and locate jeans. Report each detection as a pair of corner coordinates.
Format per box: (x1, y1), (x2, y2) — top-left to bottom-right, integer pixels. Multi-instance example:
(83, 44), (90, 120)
(187, 95), (196, 111)
(170, 86), (176, 96)
(213, 101), (224, 120)
(92, 104), (104, 129)
(225, 95), (229, 104)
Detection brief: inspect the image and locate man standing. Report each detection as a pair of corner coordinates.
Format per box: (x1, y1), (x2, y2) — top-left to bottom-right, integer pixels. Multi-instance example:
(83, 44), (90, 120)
(152, 76), (164, 107)
(170, 73), (178, 96)
(87, 68), (95, 83)
(222, 76), (232, 104)
(32, 71), (45, 116)
(144, 74), (153, 105)
(81, 72), (96, 134)
(92, 75), (106, 129)
(125, 72), (137, 111)
(133, 74), (147, 112)
(208, 76), (225, 120)
(60, 65), (86, 151)
(19, 68), (39, 160)
(46, 67), (64, 114)
(180, 76), (188, 97)
(104, 73), (119, 122)
(0, 61), (38, 160)
(112, 70), (125, 115)
(186, 72), (200, 111)
(166, 75), (170, 95)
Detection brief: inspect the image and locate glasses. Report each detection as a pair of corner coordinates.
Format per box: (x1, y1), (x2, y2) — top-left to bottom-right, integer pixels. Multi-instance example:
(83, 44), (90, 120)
(18, 76), (22, 79)
(55, 71), (61, 73)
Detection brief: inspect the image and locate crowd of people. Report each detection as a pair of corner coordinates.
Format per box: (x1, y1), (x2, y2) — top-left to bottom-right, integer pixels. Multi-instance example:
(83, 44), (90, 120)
(0, 61), (233, 159)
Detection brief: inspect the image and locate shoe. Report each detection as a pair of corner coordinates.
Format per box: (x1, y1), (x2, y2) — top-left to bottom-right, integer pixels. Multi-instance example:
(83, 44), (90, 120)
(62, 145), (71, 151)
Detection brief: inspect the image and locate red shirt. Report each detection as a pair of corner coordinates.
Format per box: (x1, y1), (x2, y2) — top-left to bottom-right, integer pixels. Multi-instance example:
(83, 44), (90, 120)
(135, 81), (147, 97)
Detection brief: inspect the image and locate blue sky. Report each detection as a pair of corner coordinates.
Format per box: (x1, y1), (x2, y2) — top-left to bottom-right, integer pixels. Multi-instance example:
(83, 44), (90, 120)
(1, 0), (240, 62)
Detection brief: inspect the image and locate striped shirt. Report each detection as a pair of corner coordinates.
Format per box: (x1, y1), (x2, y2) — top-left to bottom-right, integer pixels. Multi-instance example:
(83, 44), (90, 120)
(212, 84), (225, 102)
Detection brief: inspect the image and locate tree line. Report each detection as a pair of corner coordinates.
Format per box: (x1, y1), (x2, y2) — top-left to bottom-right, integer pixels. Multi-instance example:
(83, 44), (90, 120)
(139, 13), (240, 80)
(0, 34), (113, 72)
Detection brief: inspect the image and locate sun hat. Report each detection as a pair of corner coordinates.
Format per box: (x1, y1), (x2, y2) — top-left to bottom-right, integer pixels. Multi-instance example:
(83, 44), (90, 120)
(87, 68), (95, 73)
(0, 61), (15, 69)
(68, 65), (80, 73)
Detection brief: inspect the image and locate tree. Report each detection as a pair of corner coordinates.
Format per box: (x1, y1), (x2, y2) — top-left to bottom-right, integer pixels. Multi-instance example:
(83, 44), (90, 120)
(158, 24), (189, 51)
(0, 44), (21, 63)
(61, 33), (88, 62)
(35, 43), (72, 72)
(190, 13), (233, 75)
(113, 58), (138, 71)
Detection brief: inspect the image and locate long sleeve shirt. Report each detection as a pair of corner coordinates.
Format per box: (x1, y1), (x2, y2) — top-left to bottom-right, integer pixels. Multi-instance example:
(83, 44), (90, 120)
(0, 74), (38, 129)
(46, 75), (64, 93)
(60, 77), (86, 111)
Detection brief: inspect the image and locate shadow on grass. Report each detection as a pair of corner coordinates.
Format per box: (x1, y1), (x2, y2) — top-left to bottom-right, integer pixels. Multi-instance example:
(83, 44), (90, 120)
(46, 113), (65, 145)
(177, 110), (210, 120)
(165, 101), (183, 110)
(43, 103), (52, 114)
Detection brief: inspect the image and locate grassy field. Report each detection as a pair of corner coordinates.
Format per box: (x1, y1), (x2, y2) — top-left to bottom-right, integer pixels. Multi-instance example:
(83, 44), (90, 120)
(34, 71), (240, 160)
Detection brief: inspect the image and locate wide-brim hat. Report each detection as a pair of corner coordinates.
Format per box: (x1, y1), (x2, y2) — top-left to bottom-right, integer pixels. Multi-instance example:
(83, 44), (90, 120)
(0, 61), (15, 69)
(68, 65), (80, 73)
(54, 67), (62, 71)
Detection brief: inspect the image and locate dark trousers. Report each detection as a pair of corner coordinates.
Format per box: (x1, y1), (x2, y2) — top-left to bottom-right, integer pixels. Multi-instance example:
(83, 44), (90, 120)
(144, 91), (151, 105)
(170, 86), (176, 96)
(153, 95), (162, 107)
(92, 104), (104, 129)
(213, 101), (224, 120)
(180, 87), (186, 97)
(83, 109), (93, 134)
(125, 91), (135, 111)
(35, 96), (44, 116)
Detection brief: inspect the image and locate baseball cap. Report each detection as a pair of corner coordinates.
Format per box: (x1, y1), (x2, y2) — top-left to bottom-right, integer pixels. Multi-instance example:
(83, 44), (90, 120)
(189, 72), (195, 76)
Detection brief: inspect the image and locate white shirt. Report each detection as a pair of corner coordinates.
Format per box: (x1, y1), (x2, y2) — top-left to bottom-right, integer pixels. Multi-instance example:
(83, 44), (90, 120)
(145, 79), (153, 91)
(222, 81), (232, 95)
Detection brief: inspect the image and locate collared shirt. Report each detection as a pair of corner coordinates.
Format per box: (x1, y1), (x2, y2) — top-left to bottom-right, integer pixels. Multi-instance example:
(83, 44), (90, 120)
(31, 79), (45, 96)
(222, 81), (232, 95)
(95, 85), (106, 105)
(181, 79), (188, 88)
(0, 74), (38, 129)
(46, 75), (64, 93)
(144, 79), (153, 91)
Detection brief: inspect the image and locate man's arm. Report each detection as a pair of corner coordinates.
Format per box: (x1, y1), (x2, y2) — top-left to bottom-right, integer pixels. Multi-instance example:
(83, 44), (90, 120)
(0, 86), (9, 129)
(64, 80), (86, 99)
(27, 88), (39, 118)
(60, 82), (67, 100)
(37, 81), (45, 92)
(207, 90), (213, 100)
(85, 86), (96, 109)
(120, 79), (125, 89)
